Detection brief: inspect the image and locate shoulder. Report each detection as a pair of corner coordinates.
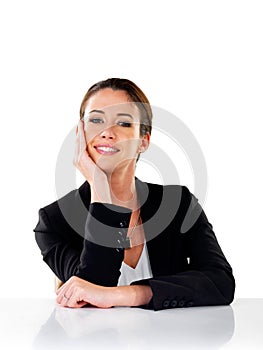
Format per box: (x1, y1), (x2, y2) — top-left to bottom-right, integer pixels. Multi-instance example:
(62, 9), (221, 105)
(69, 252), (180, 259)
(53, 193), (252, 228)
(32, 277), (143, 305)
(35, 182), (90, 235)
(145, 181), (193, 206)
(43, 181), (90, 214)
(138, 179), (195, 223)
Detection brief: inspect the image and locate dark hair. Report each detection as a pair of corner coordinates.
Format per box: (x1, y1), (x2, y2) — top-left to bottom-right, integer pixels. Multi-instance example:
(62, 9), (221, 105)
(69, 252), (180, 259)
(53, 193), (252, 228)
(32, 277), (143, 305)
(79, 78), (152, 136)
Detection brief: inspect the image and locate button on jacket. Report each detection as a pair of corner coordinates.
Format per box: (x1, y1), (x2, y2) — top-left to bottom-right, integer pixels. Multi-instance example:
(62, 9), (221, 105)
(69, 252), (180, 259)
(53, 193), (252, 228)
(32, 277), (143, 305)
(34, 178), (235, 311)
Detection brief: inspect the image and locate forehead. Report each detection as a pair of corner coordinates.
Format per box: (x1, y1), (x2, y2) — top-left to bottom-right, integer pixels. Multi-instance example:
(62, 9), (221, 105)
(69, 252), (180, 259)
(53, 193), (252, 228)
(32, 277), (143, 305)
(84, 88), (140, 117)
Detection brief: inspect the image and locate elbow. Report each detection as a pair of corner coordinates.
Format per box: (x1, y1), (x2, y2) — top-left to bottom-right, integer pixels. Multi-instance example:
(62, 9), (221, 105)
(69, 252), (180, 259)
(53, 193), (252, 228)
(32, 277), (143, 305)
(206, 268), (235, 305)
(224, 273), (235, 305)
(215, 269), (235, 305)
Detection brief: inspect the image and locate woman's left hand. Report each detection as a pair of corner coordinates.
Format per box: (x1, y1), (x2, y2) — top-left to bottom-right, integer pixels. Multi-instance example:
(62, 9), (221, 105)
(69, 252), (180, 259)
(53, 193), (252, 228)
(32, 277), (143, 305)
(56, 276), (153, 309)
(56, 276), (112, 308)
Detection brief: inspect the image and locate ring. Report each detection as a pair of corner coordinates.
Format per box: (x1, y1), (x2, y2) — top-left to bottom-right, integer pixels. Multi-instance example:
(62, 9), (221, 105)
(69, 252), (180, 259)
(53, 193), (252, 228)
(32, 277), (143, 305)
(63, 294), (70, 300)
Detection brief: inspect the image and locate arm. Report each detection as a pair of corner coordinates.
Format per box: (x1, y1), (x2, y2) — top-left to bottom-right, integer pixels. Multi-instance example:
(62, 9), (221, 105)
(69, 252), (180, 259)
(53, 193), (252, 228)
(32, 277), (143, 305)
(34, 202), (132, 286)
(34, 119), (131, 285)
(35, 205), (153, 308)
(132, 191), (235, 311)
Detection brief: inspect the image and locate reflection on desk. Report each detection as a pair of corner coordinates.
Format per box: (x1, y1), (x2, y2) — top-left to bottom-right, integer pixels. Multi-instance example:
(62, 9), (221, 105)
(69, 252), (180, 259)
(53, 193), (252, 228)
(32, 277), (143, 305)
(1, 299), (263, 349)
(33, 303), (234, 349)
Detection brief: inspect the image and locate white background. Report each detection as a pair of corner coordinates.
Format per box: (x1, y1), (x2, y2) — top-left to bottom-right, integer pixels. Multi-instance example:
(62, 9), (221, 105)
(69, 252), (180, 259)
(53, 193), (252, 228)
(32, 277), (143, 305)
(0, 0), (262, 298)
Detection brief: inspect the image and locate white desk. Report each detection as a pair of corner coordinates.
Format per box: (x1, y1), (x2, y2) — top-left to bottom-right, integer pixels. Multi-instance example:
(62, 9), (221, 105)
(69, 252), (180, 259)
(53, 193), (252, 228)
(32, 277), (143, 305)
(0, 298), (262, 349)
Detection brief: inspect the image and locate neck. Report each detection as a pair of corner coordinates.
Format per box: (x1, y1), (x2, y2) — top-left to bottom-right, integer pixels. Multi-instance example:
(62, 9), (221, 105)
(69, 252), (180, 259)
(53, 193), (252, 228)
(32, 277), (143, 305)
(108, 167), (138, 210)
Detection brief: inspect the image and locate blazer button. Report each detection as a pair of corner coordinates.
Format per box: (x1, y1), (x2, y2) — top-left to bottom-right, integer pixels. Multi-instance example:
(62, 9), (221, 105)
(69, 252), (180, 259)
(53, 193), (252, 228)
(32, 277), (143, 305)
(171, 300), (178, 308)
(186, 301), (194, 307)
(119, 221), (127, 228)
(178, 300), (185, 307)
(162, 300), (170, 308)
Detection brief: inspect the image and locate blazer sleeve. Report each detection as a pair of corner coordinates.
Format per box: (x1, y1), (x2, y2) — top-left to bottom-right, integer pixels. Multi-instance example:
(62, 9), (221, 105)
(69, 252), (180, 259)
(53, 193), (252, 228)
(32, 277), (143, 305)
(132, 191), (235, 311)
(34, 203), (132, 287)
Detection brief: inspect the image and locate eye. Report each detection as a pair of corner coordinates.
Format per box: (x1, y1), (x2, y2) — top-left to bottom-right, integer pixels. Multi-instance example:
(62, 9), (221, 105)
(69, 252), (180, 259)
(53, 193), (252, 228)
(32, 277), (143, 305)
(117, 121), (132, 127)
(89, 118), (104, 124)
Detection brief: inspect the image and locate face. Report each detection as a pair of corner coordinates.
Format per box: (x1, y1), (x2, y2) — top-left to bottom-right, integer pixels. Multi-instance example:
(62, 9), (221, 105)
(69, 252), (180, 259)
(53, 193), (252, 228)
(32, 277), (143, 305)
(83, 88), (150, 174)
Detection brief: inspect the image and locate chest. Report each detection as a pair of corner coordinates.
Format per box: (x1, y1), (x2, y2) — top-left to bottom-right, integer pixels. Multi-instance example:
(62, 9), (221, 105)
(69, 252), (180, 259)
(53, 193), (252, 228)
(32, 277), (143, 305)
(124, 243), (144, 269)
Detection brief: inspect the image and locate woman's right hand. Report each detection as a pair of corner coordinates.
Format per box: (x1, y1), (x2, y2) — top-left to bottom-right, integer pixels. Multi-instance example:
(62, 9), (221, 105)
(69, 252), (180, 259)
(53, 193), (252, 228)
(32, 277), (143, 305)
(74, 120), (112, 203)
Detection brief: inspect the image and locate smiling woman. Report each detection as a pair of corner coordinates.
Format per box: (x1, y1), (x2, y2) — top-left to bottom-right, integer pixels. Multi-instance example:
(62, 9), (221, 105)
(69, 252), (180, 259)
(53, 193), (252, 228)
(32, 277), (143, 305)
(34, 78), (235, 310)
(83, 89), (148, 179)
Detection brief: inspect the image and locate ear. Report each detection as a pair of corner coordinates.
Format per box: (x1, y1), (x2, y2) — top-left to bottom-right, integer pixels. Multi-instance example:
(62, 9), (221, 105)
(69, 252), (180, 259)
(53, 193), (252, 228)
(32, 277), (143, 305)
(139, 133), (150, 153)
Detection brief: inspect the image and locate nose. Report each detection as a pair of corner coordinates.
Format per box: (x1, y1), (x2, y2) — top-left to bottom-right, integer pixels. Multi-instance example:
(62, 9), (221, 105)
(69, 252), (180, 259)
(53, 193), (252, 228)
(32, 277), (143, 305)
(99, 125), (116, 140)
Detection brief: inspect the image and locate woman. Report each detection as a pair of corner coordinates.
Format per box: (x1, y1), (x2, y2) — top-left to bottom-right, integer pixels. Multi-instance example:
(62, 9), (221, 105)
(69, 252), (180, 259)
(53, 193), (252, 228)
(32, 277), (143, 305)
(34, 78), (235, 311)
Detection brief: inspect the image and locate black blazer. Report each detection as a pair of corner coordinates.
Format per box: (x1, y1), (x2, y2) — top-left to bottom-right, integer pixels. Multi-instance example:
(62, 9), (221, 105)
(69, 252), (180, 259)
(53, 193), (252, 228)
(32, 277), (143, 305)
(34, 178), (235, 311)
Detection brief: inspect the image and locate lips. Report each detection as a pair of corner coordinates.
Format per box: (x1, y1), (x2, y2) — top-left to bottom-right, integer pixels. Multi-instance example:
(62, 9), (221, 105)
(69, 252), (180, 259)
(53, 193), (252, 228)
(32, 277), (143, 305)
(94, 144), (120, 155)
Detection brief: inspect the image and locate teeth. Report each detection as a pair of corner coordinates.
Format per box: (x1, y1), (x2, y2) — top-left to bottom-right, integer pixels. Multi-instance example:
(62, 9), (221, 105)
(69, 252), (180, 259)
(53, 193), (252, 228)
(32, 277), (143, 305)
(97, 146), (118, 152)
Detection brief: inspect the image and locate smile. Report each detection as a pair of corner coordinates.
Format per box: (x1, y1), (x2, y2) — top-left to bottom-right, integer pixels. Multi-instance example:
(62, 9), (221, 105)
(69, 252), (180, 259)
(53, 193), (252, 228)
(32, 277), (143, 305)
(94, 145), (120, 155)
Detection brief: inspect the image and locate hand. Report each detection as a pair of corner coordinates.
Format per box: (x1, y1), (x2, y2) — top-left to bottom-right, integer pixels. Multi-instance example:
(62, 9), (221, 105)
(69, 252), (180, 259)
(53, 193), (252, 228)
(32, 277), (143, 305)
(56, 276), (112, 309)
(56, 276), (153, 309)
(74, 120), (111, 203)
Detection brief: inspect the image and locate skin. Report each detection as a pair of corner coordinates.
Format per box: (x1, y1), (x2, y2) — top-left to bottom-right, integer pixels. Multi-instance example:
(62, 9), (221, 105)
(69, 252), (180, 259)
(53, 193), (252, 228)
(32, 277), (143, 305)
(56, 88), (153, 308)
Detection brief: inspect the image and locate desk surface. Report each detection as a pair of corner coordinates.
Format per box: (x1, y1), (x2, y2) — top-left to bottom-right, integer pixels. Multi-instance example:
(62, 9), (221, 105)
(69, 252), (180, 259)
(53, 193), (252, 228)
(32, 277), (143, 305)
(0, 298), (262, 349)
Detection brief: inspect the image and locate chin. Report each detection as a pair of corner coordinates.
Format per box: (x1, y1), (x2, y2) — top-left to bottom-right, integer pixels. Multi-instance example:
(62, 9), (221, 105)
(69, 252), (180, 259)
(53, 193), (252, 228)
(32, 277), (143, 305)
(99, 157), (136, 176)
(95, 158), (116, 174)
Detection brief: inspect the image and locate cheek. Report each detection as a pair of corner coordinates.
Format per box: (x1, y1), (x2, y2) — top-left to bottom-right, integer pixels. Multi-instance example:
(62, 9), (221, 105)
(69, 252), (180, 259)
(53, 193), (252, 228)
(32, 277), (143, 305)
(84, 129), (97, 144)
(121, 138), (141, 153)
(121, 127), (140, 140)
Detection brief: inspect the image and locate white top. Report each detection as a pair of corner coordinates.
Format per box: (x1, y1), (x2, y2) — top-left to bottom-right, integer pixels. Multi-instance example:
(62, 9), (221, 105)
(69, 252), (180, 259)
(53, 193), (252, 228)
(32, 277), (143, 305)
(117, 242), (153, 286)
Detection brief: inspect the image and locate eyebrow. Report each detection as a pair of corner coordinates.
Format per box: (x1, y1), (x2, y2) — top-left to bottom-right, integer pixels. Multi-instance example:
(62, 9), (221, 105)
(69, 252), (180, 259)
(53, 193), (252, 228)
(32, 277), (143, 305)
(88, 110), (134, 119)
(89, 109), (104, 114)
(117, 113), (133, 119)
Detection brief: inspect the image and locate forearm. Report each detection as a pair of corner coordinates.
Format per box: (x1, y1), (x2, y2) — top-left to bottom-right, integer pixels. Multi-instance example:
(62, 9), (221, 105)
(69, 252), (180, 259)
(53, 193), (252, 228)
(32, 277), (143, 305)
(76, 203), (132, 286)
(109, 285), (153, 307)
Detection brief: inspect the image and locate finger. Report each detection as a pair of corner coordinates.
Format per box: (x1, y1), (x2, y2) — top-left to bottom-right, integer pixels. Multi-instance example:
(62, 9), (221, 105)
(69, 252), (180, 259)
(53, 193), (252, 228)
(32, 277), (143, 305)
(57, 290), (73, 307)
(78, 120), (87, 154)
(56, 282), (65, 295)
(73, 121), (82, 165)
(73, 125), (79, 163)
(56, 280), (68, 296)
(56, 291), (66, 305)
(67, 295), (83, 308)
(59, 289), (87, 309)
(76, 120), (87, 162)
(56, 284), (72, 305)
(76, 301), (89, 308)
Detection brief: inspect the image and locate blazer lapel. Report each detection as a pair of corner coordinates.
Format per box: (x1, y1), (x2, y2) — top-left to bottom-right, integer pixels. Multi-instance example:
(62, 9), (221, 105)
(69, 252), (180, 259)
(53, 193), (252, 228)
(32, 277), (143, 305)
(78, 179), (171, 276)
(136, 178), (169, 276)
